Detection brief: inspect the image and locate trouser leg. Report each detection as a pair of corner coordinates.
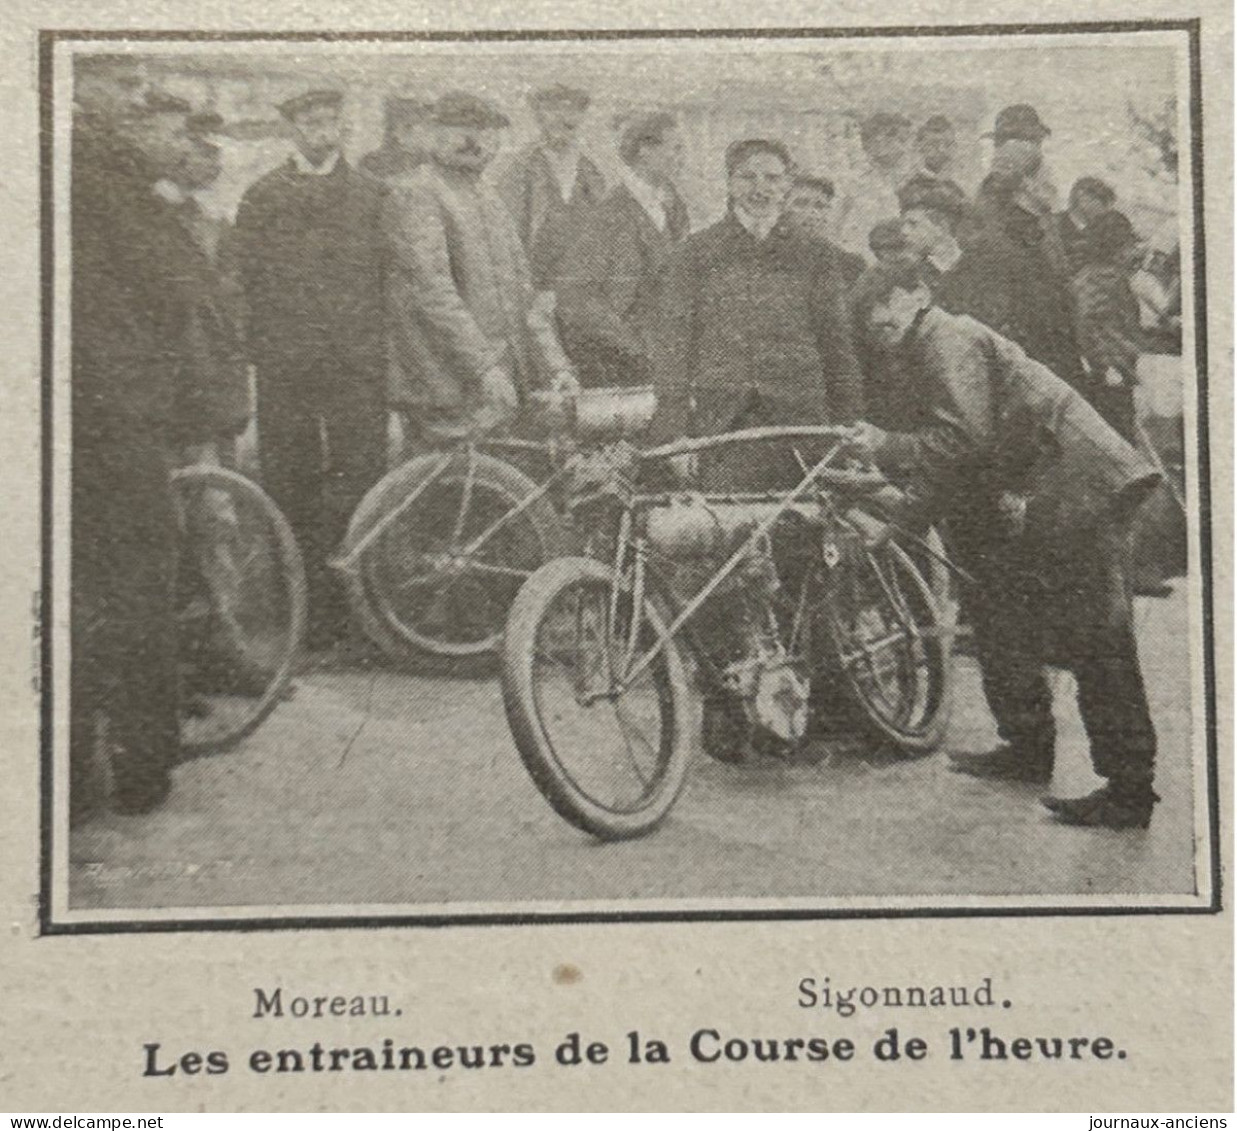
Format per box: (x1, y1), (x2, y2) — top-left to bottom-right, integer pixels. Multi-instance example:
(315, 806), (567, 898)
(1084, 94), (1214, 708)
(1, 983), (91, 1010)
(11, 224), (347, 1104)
(1064, 534), (1157, 787)
(257, 378), (332, 644)
(956, 541), (1057, 761)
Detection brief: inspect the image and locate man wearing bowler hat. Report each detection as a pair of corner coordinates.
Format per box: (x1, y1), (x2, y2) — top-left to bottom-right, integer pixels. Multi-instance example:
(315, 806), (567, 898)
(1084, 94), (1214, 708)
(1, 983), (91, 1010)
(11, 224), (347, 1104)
(965, 103), (1086, 391)
(496, 82), (606, 288)
(234, 87), (388, 653)
(385, 91), (576, 444)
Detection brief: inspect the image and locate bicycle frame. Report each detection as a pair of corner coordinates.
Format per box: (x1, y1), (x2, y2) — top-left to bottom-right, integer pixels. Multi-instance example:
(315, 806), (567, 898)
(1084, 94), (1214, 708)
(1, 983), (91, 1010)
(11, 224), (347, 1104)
(583, 426), (864, 693)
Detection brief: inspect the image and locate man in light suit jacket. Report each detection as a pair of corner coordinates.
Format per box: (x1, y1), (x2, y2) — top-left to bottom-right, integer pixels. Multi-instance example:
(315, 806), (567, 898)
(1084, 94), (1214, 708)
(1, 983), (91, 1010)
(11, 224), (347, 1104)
(849, 261), (1161, 829)
(553, 112), (691, 387)
(385, 91), (577, 441)
(496, 83), (606, 288)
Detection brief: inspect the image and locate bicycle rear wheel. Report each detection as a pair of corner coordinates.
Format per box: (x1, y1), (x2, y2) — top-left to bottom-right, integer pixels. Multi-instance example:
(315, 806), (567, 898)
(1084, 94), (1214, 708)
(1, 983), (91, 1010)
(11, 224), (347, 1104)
(822, 538), (953, 755)
(502, 557), (692, 840)
(341, 450), (566, 676)
(172, 466), (306, 756)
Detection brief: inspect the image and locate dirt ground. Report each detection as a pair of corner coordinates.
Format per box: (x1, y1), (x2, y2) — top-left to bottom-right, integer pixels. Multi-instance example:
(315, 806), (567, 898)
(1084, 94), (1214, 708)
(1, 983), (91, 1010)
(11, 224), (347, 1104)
(68, 583), (1204, 914)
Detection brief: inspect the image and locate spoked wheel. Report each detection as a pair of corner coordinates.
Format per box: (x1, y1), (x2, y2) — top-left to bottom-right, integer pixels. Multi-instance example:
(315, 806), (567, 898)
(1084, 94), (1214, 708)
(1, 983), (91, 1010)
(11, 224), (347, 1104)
(340, 450), (566, 676)
(502, 557), (693, 840)
(172, 466), (306, 757)
(821, 536), (953, 755)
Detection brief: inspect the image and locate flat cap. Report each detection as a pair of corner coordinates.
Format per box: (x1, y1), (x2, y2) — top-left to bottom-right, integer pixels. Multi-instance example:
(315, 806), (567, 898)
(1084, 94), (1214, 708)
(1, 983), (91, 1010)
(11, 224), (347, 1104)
(861, 111), (913, 142)
(431, 90), (510, 129)
(277, 88), (344, 121)
(144, 88), (192, 115)
(917, 113), (954, 136)
(529, 82), (591, 110)
(985, 103), (1051, 144)
(384, 95), (435, 125)
(185, 109), (225, 136)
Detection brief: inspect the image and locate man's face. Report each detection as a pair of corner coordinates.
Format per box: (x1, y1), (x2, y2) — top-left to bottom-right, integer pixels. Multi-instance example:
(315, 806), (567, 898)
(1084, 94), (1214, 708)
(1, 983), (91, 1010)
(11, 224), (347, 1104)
(534, 103), (585, 151)
(639, 126), (685, 186)
(175, 138), (222, 191)
(1072, 189), (1111, 225)
(990, 138), (1042, 180)
(865, 127), (911, 171)
(290, 105), (344, 166)
(76, 62), (149, 128)
(132, 110), (194, 178)
(917, 127), (955, 173)
(785, 186), (834, 241)
(900, 208), (945, 256)
(728, 151), (790, 220)
(867, 285), (930, 347)
(433, 123), (502, 172)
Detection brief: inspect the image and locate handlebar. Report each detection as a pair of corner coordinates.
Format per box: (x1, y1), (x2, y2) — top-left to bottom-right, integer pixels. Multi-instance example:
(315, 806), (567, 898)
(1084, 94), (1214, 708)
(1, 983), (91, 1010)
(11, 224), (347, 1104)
(638, 425), (855, 461)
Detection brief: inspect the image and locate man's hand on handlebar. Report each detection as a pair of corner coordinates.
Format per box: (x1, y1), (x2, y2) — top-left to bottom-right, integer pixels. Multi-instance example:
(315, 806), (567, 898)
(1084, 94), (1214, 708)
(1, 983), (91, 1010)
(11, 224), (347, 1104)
(845, 420), (889, 459)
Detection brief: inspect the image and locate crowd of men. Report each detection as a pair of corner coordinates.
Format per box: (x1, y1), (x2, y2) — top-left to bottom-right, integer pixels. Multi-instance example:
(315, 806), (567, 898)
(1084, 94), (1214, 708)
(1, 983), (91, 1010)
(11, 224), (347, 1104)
(70, 54), (1172, 831)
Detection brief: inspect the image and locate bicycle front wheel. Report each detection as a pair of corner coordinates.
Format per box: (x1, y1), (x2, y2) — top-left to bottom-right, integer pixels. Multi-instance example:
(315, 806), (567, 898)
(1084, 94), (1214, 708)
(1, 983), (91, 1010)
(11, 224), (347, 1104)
(501, 557), (692, 840)
(172, 465), (306, 756)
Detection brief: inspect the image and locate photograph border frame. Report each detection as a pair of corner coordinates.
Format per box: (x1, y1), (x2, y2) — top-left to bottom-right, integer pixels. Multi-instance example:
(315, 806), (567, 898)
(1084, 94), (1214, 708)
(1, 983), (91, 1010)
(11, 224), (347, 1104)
(37, 16), (1222, 936)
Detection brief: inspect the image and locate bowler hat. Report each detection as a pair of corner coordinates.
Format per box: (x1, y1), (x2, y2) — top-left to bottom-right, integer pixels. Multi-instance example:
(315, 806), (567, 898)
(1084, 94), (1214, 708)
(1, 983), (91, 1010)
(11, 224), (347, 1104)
(985, 103), (1051, 144)
(529, 82), (591, 110)
(277, 88), (344, 121)
(431, 91), (511, 129)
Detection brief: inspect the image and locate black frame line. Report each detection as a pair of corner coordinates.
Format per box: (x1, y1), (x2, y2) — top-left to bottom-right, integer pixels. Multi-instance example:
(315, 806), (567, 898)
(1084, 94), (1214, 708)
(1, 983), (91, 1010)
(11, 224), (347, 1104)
(37, 17), (1221, 936)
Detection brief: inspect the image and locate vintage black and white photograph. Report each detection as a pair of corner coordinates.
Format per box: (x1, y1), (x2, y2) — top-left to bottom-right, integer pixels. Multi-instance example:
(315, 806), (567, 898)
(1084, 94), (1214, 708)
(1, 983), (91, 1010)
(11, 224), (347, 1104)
(48, 24), (1216, 927)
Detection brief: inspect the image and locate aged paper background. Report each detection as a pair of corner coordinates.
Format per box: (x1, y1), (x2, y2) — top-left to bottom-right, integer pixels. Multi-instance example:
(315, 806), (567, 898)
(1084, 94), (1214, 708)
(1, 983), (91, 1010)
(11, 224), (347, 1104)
(0, 0), (1230, 1111)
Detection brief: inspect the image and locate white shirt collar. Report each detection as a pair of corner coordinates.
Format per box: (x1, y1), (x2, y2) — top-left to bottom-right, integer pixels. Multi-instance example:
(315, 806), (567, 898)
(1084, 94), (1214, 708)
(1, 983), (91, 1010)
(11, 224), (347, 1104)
(152, 178), (187, 205)
(541, 145), (580, 201)
(928, 240), (963, 274)
(733, 205), (779, 242)
(621, 167), (668, 232)
(291, 149), (341, 176)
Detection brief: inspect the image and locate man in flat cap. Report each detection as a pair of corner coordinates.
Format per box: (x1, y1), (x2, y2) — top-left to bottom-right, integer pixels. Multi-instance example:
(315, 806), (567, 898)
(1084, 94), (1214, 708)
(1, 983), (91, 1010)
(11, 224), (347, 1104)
(909, 115), (966, 195)
(496, 82), (606, 288)
(553, 111), (691, 388)
(964, 103), (1086, 391)
(361, 95), (433, 183)
(838, 111), (914, 258)
(234, 87), (388, 653)
(70, 73), (228, 816)
(385, 91), (577, 446)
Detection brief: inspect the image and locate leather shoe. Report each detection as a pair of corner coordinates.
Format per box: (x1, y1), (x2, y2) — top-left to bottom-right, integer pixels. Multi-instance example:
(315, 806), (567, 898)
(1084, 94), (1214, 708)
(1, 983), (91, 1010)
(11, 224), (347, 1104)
(949, 743), (1053, 784)
(1042, 783), (1159, 829)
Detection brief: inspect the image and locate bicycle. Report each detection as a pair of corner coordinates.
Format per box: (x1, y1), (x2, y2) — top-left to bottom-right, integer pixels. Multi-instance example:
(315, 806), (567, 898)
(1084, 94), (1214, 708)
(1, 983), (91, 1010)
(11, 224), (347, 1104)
(332, 386), (657, 675)
(499, 426), (956, 840)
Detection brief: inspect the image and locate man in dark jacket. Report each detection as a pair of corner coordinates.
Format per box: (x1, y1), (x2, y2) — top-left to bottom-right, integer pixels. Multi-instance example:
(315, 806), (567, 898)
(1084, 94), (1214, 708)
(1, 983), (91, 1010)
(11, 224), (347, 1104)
(784, 173), (867, 288)
(71, 69), (229, 817)
(497, 83), (607, 289)
(553, 111), (691, 387)
(850, 263), (1161, 828)
(234, 88), (388, 650)
(648, 137), (864, 763)
(962, 104), (1087, 391)
(649, 137), (864, 490)
(360, 95), (432, 183)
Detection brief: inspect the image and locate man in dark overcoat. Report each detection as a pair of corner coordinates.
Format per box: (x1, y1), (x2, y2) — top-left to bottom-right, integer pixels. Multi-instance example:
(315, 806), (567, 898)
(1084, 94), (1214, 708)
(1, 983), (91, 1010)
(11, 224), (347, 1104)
(234, 88), (388, 649)
(553, 112), (691, 388)
(71, 71), (231, 817)
(647, 137), (864, 762)
(496, 83), (607, 289)
(648, 137), (864, 488)
(850, 263), (1161, 828)
(960, 104), (1087, 391)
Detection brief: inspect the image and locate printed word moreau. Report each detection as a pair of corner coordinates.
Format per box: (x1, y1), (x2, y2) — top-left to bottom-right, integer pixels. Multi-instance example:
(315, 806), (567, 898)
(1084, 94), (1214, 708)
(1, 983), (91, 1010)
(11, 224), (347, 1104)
(252, 987), (397, 1019)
